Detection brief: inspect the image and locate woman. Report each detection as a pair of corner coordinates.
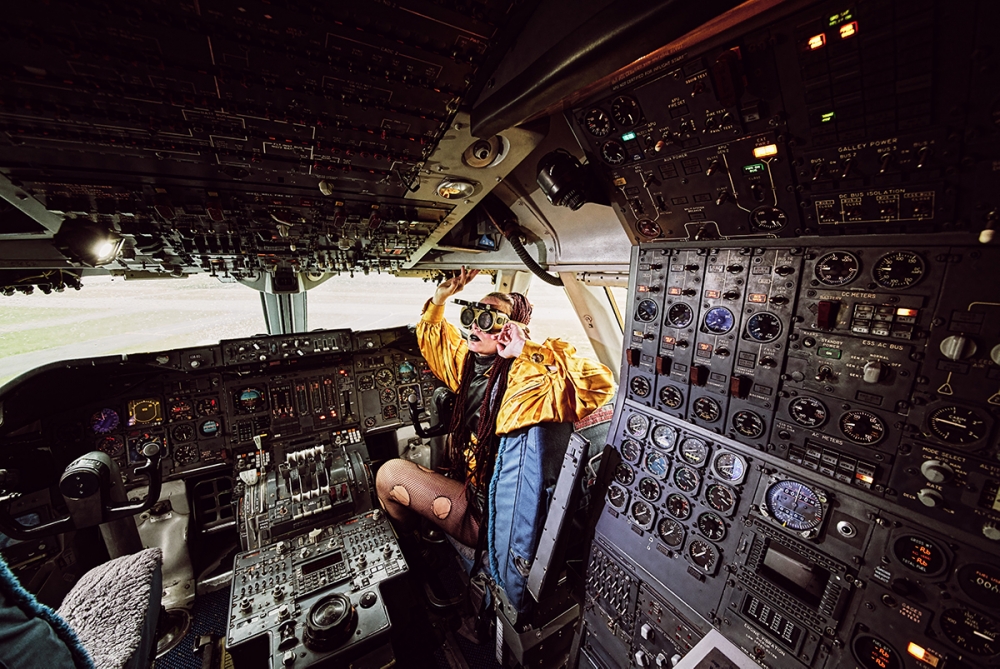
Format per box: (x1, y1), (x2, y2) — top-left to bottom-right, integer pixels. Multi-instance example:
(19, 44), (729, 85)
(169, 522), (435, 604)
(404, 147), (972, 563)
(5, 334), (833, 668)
(375, 267), (615, 554)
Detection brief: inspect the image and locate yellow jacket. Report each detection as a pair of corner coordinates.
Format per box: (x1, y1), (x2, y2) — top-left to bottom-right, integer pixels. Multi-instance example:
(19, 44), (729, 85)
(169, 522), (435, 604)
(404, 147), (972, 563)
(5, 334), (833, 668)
(417, 301), (616, 435)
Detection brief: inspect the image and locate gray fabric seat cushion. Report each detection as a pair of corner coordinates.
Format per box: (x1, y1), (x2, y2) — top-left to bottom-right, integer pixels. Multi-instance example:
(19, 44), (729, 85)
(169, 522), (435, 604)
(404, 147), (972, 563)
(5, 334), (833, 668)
(57, 548), (162, 669)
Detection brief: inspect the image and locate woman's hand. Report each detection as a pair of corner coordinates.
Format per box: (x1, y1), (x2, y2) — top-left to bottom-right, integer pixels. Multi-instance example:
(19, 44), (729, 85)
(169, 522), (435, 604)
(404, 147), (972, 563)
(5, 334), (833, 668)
(432, 266), (479, 305)
(496, 322), (526, 359)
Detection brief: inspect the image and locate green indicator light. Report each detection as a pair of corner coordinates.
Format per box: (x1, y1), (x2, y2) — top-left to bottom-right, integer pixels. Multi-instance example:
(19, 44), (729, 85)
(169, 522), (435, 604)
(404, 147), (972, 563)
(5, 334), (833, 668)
(828, 10), (853, 26)
(817, 347), (843, 359)
(821, 112), (835, 123)
(743, 163), (765, 175)
(621, 132), (637, 141)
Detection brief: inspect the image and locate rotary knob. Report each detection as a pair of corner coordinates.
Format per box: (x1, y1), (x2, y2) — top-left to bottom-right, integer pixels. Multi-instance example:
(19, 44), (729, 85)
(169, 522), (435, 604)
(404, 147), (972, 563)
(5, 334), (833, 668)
(917, 488), (943, 508)
(983, 522), (1000, 541)
(634, 650), (649, 667)
(920, 460), (954, 484)
(640, 623), (654, 641)
(940, 335), (977, 361)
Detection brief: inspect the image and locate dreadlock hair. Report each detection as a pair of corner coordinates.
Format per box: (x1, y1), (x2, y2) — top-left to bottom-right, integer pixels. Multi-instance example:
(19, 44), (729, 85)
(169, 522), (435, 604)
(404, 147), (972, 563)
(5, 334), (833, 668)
(446, 292), (533, 523)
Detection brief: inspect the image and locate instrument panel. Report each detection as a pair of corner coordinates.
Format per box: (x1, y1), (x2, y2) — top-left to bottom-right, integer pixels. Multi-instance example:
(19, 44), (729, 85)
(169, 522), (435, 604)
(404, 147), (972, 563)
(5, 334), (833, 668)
(0, 327), (443, 488)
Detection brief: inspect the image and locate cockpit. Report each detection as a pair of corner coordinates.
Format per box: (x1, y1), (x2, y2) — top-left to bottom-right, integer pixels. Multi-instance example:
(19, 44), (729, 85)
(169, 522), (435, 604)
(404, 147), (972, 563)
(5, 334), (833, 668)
(2, 0), (1000, 668)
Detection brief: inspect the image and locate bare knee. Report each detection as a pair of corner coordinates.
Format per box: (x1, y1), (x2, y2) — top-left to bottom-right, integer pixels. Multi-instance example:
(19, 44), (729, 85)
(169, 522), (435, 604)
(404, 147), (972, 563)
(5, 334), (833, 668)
(431, 496), (452, 519)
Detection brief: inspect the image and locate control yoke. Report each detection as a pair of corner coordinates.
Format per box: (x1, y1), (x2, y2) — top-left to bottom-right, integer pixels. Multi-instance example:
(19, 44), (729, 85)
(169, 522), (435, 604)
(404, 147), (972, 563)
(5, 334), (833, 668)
(406, 387), (454, 439)
(0, 443), (162, 540)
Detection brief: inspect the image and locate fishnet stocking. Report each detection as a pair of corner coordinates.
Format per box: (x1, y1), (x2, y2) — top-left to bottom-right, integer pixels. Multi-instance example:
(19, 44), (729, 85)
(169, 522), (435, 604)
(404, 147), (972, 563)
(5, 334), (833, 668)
(375, 458), (479, 546)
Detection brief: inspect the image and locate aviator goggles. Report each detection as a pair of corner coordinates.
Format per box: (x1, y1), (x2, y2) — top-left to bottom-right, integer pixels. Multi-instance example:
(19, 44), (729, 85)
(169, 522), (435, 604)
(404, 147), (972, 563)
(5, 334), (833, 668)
(454, 299), (516, 334)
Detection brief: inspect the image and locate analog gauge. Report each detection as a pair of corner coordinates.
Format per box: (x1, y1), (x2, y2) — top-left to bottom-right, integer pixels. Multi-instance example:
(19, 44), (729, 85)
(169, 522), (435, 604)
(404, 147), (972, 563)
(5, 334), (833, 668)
(173, 443), (199, 467)
(635, 299), (658, 322)
(711, 452), (747, 483)
(705, 484), (737, 514)
(128, 433), (163, 462)
(657, 518), (685, 548)
(749, 206), (787, 231)
(171, 424), (195, 443)
(789, 396), (828, 428)
(629, 376), (652, 398)
(680, 438), (710, 467)
(644, 450), (669, 480)
(673, 466), (701, 493)
(380, 387), (396, 404)
(852, 636), (902, 669)
(892, 535), (947, 576)
(651, 424), (678, 452)
(626, 413), (650, 438)
(667, 303), (693, 328)
(636, 219), (662, 238)
(375, 368), (395, 387)
(872, 251), (925, 289)
(607, 485), (628, 510)
(584, 108), (611, 137)
(614, 463), (635, 486)
(601, 140), (626, 165)
(659, 385), (684, 409)
(927, 405), (988, 446)
(358, 375), (375, 392)
(745, 313), (782, 343)
(765, 479), (825, 532)
(168, 399), (194, 422)
(620, 438), (642, 463)
(197, 397), (219, 416)
(397, 360), (416, 383)
(199, 419), (220, 437)
(957, 564), (1000, 609)
(697, 512), (727, 542)
(693, 397), (721, 423)
(631, 500), (654, 529)
(236, 388), (265, 413)
(703, 306), (735, 334)
(638, 477), (662, 502)
(90, 408), (120, 435)
(666, 493), (692, 520)
(814, 251), (860, 286)
(383, 404), (399, 420)
(687, 539), (718, 573)
(732, 410), (765, 439)
(611, 96), (641, 127)
(840, 410), (886, 444)
(97, 435), (125, 458)
(940, 608), (999, 656)
(127, 399), (162, 426)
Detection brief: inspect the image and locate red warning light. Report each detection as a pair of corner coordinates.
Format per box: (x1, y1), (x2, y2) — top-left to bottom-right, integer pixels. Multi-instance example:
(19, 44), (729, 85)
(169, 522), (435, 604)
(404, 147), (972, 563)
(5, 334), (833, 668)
(839, 21), (858, 39)
(807, 33), (827, 50)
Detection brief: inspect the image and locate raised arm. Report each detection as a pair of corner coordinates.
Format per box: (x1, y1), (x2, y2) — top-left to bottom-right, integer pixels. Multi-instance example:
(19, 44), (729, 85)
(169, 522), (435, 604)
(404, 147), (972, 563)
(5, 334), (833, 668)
(415, 267), (480, 392)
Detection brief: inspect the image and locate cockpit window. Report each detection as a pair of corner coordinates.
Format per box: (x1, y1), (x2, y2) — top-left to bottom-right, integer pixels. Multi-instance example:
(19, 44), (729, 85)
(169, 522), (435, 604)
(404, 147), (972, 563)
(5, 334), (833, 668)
(1, 272), (602, 387)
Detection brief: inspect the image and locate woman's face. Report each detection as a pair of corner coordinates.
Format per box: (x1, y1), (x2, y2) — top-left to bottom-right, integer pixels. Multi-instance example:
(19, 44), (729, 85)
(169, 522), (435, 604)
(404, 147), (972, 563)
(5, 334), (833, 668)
(466, 296), (506, 356)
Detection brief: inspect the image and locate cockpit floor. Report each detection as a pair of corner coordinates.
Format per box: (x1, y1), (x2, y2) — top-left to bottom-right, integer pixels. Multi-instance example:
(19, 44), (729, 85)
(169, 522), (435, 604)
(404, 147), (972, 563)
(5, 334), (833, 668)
(155, 588), (230, 669)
